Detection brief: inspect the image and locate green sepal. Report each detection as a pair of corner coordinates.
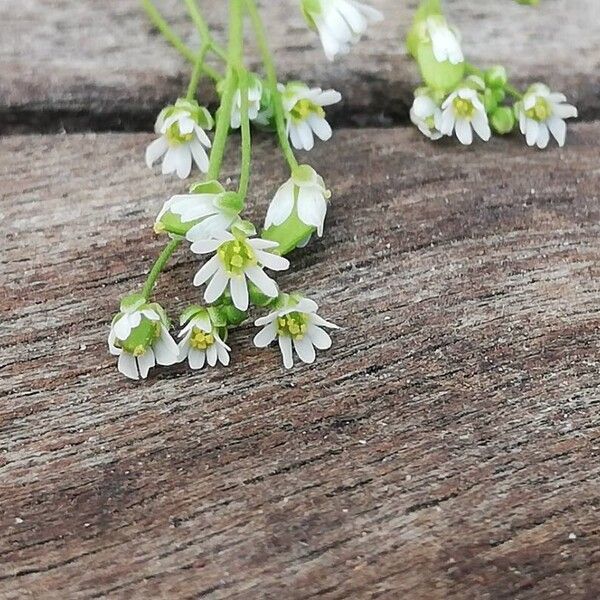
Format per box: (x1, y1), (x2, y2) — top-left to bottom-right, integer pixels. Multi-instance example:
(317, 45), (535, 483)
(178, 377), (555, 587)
(180, 304), (207, 326)
(120, 293), (146, 313)
(232, 219), (257, 237)
(248, 281), (276, 308)
(154, 211), (192, 237)
(262, 212), (315, 256)
(173, 98), (214, 130)
(189, 180), (225, 195)
(417, 44), (465, 92)
(145, 302), (168, 326)
(215, 191), (244, 214)
(211, 303), (247, 328)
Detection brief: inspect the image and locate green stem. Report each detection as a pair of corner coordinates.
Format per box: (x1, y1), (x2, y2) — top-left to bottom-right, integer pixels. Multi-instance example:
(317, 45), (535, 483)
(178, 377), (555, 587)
(207, 0), (245, 180)
(186, 44), (209, 100)
(142, 238), (181, 299)
(245, 0), (298, 171)
(141, 0), (222, 82)
(238, 68), (252, 199)
(505, 84), (523, 100)
(183, 0), (228, 61)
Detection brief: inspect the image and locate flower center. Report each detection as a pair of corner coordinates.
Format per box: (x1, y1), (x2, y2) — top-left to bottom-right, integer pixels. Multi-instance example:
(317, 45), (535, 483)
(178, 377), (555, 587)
(217, 238), (257, 276)
(119, 317), (161, 356)
(189, 327), (215, 350)
(453, 97), (475, 119)
(290, 99), (325, 122)
(277, 312), (309, 339)
(165, 121), (194, 145)
(525, 97), (552, 122)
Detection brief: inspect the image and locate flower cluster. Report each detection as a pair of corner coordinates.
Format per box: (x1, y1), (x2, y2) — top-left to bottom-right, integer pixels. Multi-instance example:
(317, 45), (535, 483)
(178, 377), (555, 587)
(407, 0), (577, 148)
(108, 0), (385, 380)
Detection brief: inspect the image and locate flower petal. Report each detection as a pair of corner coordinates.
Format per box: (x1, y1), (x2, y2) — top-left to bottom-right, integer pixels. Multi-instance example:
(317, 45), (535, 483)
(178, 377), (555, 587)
(193, 255), (221, 288)
(293, 335), (316, 364)
(204, 268), (230, 303)
(230, 275), (249, 311)
(307, 324), (332, 350)
(253, 322), (278, 348)
(245, 266), (279, 298)
(154, 326), (179, 365)
(278, 335), (294, 369)
(137, 348), (156, 378)
(118, 352), (139, 380)
(145, 136), (168, 168)
(188, 348), (206, 370)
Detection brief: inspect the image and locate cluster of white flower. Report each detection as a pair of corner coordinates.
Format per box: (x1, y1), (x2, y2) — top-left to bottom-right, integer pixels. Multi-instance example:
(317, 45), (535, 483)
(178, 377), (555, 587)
(408, 5), (577, 148)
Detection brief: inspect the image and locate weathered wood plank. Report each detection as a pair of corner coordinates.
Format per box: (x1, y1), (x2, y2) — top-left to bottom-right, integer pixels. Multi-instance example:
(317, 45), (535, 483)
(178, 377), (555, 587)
(1, 126), (600, 598)
(1, 0), (599, 132)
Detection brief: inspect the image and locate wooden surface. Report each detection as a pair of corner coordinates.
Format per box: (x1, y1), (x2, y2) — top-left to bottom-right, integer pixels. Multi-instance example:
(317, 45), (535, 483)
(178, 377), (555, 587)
(2, 0), (600, 132)
(1, 125), (600, 598)
(2, 0), (600, 597)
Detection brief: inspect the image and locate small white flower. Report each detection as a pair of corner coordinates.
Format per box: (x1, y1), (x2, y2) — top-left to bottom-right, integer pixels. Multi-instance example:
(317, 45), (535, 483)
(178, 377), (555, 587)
(515, 83), (578, 149)
(108, 295), (179, 380)
(301, 0), (383, 61)
(192, 231), (290, 311)
(265, 165), (331, 236)
(145, 98), (213, 179)
(425, 16), (463, 65)
(230, 75), (263, 129)
(279, 82), (341, 151)
(253, 295), (339, 369)
(410, 92), (443, 140)
(440, 87), (491, 145)
(155, 180), (242, 242)
(177, 308), (230, 370)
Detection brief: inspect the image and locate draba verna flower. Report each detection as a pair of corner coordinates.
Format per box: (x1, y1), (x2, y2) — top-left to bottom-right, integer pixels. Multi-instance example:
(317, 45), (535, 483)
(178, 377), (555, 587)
(515, 83), (578, 149)
(279, 82), (342, 151)
(192, 231), (290, 311)
(228, 74), (263, 129)
(424, 16), (463, 65)
(155, 180), (243, 242)
(410, 91), (444, 140)
(177, 306), (230, 370)
(145, 98), (213, 179)
(440, 87), (491, 145)
(265, 165), (331, 236)
(108, 294), (179, 380)
(253, 294), (339, 369)
(301, 0), (383, 61)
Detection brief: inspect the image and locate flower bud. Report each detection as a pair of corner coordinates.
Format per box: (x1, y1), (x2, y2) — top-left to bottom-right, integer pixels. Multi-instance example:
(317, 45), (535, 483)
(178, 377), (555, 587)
(490, 106), (516, 135)
(485, 66), (508, 89)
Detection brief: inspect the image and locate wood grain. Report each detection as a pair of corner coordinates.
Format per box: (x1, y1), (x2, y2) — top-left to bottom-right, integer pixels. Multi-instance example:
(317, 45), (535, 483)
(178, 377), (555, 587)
(1, 125), (599, 598)
(1, 0), (599, 133)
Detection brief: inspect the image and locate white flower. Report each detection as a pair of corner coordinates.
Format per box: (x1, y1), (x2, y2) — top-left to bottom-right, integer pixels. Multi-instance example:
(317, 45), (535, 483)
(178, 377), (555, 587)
(265, 165), (331, 236)
(108, 295), (179, 380)
(425, 16), (463, 65)
(301, 0), (383, 61)
(515, 84), (578, 149)
(279, 82), (341, 151)
(145, 98), (213, 179)
(440, 87), (491, 145)
(192, 231), (290, 311)
(177, 308), (230, 370)
(155, 180), (242, 242)
(410, 92), (443, 140)
(253, 295), (339, 369)
(230, 75), (263, 129)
